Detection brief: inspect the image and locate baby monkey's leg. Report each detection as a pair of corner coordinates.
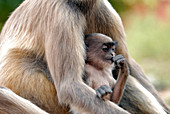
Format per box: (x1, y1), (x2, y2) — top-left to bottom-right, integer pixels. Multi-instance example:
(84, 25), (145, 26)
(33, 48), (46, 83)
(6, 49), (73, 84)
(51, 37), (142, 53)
(111, 55), (129, 104)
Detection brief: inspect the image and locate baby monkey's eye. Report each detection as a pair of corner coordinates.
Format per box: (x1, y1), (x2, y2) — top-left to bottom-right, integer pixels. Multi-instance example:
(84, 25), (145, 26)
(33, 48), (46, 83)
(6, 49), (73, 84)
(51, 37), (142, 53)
(112, 48), (115, 51)
(102, 45), (109, 52)
(103, 48), (109, 52)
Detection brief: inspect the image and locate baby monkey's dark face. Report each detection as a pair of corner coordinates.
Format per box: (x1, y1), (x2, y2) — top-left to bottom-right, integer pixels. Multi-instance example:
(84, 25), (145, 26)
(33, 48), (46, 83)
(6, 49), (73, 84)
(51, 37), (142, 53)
(85, 33), (117, 69)
(101, 41), (117, 64)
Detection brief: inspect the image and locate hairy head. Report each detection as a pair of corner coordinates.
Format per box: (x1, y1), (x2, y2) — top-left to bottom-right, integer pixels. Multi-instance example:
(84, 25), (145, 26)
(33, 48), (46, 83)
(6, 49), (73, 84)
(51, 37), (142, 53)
(85, 33), (117, 69)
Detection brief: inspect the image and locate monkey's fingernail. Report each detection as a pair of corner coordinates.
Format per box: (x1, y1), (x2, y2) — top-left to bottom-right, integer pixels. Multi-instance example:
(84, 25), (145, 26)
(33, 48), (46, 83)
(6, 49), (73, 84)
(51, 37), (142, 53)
(109, 90), (112, 93)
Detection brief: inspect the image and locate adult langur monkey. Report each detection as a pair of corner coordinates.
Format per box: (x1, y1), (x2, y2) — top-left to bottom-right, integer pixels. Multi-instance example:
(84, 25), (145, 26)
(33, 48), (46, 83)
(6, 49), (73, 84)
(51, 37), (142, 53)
(0, 0), (169, 114)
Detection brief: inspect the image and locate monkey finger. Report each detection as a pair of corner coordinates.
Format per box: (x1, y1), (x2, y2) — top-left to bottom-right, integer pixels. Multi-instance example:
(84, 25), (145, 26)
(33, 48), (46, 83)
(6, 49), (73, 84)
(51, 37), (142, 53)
(112, 55), (124, 62)
(116, 58), (127, 67)
(96, 87), (106, 98)
(96, 88), (103, 98)
(114, 55), (124, 59)
(116, 56), (125, 62)
(116, 54), (124, 58)
(117, 58), (126, 63)
(100, 85), (112, 94)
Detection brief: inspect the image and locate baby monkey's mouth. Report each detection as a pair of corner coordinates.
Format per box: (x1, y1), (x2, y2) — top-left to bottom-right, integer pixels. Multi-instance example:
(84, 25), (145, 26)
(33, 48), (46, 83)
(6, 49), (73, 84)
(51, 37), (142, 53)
(106, 57), (114, 64)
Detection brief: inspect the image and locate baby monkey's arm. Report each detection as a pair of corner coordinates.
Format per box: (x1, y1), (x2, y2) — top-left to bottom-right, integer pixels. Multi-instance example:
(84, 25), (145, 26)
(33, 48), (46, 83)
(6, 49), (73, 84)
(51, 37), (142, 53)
(111, 55), (129, 104)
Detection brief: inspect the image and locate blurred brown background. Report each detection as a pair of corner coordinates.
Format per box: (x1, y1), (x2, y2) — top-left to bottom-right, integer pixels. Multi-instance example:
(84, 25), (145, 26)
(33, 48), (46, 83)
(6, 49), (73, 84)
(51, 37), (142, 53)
(0, 0), (170, 106)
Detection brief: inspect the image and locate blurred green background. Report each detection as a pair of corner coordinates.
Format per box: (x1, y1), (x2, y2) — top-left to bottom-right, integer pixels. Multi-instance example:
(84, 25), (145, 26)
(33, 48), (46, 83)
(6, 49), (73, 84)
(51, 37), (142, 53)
(0, 0), (170, 106)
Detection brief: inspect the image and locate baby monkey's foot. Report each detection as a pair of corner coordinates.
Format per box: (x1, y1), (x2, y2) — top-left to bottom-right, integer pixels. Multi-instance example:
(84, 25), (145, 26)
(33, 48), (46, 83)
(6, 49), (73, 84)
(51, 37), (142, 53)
(96, 85), (112, 100)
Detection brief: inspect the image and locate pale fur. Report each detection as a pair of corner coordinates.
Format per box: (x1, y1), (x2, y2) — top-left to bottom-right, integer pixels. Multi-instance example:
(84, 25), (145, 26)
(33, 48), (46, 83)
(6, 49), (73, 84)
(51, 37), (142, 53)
(85, 64), (115, 90)
(0, 0), (128, 113)
(0, 87), (48, 114)
(0, 0), (168, 113)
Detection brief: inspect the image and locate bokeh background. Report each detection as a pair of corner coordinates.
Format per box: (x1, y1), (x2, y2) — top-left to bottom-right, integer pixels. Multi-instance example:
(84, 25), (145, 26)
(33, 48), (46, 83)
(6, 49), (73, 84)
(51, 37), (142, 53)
(0, 0), (170, 106)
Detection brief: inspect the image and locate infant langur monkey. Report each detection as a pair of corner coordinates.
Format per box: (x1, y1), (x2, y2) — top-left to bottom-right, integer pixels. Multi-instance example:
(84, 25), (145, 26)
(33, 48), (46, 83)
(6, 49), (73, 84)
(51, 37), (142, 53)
(84, 33), (129, 104)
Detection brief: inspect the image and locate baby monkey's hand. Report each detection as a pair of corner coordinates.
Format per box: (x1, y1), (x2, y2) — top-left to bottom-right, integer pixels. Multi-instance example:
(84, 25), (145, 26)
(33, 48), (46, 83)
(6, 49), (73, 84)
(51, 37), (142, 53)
(96, 85), (112, 100)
